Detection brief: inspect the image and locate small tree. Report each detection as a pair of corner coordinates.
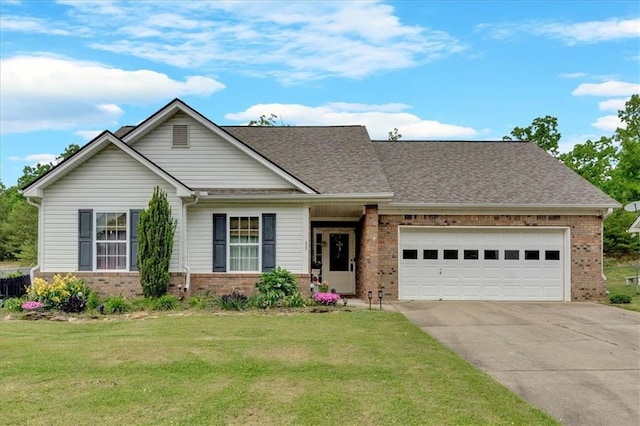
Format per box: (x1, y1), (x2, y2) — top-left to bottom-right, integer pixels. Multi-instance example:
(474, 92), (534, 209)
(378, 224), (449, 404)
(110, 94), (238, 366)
(137, 186), (176, 298)
(388, 127), (402, 141)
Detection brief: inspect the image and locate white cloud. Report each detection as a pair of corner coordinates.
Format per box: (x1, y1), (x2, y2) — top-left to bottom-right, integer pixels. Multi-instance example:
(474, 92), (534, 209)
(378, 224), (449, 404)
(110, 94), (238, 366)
(8, 153), (58, 165)
(598, 99), (627, 111)
(0, 55), (225, 133)
(13, 1), (465, 83)
(572, 80), (640, 96)
(592, 115), (623, 132)
(74, 130), (103, 140)
(477, 17), (640, 44)
(225, 103), (477, 139)
(559, 72), (587, 79)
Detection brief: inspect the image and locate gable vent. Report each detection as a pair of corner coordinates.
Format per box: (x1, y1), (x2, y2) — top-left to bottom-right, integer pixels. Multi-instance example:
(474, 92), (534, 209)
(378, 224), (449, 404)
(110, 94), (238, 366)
(172, 124), (189, 147)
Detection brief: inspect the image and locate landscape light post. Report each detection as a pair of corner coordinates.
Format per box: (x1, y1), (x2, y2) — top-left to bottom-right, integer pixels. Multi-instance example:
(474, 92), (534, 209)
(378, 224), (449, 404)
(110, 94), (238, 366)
(378, 290), (383, 310)
(367, 291), (373, 310)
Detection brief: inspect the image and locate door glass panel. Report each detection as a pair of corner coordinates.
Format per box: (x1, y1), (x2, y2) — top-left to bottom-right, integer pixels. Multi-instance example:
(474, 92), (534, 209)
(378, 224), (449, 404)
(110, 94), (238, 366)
(329, 233), (349, 271)
(443, 249), (458, 260)
(423, 249), (438, 260)
(545, 250), (560, 260)
(505, 250), (519, 260)
(484, 250), (499, 260)
(463, 250), (479, 260)
(525, 250), (540, 260)
(403, 249), (418, 260)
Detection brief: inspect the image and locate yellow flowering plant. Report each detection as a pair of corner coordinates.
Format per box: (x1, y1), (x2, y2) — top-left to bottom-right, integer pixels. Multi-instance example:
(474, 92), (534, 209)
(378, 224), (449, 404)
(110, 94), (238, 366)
(26, 273), (90, 312)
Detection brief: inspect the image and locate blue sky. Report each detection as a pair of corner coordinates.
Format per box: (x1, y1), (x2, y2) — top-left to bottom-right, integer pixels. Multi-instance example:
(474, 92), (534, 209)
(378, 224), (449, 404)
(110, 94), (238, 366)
(1, 0), (638, 187)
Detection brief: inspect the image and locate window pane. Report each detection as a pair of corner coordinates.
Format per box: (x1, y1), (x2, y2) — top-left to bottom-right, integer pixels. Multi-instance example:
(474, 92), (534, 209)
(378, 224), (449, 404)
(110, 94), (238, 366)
(443, 250), (458, 260)
(402, 249), (418, 260)
(96, 211), (127, 270)
(484, 250), (499, 260)
(464, 250), (479, 260)
(505, 250), (519, 260)
(423, 249), (438, 260)
(525, 250), (540, 260)
(229, 216), (260, 271)
(545, 250), (560, 260)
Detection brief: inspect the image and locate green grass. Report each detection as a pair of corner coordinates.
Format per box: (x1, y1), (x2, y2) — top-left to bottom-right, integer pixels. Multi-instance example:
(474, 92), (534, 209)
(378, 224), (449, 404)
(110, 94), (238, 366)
(604, 260), (640, 312)
(0, 311), (557, 425)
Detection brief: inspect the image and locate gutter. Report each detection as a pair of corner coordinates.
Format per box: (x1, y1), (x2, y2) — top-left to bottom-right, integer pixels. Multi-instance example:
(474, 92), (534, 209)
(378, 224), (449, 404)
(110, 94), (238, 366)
(181, 193), (200, 293)
(24, 197), (42, 285)
(195, 192), (394, 203)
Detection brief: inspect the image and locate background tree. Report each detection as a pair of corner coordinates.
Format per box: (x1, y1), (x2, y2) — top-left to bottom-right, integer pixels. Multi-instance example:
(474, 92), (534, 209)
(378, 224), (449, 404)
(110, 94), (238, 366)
(248, 114), (278, 126)
(558, 136), (617, 188)
(388, 127), (402, 141)
(137, 186), (177, 298)
(503, 115), (561, 157)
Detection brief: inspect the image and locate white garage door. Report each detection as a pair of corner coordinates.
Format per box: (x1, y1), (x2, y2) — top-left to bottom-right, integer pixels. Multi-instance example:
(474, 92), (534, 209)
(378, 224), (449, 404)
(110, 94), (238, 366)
(398, 227), (567, 301)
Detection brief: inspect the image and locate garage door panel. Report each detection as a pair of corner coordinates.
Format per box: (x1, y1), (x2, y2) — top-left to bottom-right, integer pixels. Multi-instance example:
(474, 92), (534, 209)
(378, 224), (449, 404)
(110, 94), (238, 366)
(399, 228), (566, 301)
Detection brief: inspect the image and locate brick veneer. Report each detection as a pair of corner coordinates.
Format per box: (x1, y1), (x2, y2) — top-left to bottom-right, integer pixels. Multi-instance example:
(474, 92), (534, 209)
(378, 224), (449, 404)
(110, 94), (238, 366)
(35, 271), (311, 298)
(377, 214), (605, 301)
(357, 205), (380, 298)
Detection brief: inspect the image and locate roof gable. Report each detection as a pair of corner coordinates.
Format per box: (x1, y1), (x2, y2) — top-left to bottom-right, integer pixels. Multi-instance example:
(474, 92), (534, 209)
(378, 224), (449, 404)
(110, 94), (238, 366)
(122, 99), (316, 194)
(21, 132), (192, 198)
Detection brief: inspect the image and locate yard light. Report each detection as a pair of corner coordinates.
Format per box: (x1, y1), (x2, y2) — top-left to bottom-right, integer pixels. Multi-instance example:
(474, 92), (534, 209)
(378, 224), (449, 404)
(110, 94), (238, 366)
(378, 290), (383, 310)
(342, 296), (348, 306)
(367, 291), (373, 310)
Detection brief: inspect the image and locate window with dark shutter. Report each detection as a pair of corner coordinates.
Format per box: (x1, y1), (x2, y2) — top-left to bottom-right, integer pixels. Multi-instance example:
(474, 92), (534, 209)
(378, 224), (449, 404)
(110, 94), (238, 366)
(78, 209), (93, 271)
(172, 124), (189, 147)
(213, 214), (227, 272)
(262, 214), (276, 272)
(129, 210), (141, 271)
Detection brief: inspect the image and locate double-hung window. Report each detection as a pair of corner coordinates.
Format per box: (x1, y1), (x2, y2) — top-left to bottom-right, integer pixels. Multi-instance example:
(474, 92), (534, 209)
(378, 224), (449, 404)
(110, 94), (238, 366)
(96, 212), (127, 270)
(229, 216), (260, 271)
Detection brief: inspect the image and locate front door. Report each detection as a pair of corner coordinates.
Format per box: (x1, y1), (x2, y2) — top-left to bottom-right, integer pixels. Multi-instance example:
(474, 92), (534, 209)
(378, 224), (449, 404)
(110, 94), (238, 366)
(322, 229), (356, 294)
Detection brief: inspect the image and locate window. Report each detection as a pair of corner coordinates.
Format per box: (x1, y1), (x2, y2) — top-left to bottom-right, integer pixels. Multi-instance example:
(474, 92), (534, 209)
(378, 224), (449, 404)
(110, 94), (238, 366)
(464, 250), (479, 260)
(545, 250), (560, 260)
(96, 212), (127, 270)
(443, 249), (458, 260)
(505, 250), (519, 260)
(402, 249), (418, 260)
(525, 250), (540, 260)
(484, 250), (499, 260)
(423, 249), (438, 260)
(229, 216), (260, 271)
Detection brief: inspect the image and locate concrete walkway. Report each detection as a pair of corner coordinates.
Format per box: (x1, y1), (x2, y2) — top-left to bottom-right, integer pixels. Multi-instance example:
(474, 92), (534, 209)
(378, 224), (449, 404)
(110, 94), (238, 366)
(392, 301), (640, 426)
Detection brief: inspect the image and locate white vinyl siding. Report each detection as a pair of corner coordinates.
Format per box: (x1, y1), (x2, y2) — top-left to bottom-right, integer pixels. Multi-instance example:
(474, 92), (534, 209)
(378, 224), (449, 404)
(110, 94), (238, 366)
(133, 112), (293, 189)
(187, 204), (308, 273)
(40, 144), (181, 272)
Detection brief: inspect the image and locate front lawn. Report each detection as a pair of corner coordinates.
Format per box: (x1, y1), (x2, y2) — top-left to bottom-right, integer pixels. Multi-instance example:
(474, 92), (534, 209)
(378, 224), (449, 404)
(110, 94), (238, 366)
(604, 260), (640, 312)
(0, 311), (557, 425)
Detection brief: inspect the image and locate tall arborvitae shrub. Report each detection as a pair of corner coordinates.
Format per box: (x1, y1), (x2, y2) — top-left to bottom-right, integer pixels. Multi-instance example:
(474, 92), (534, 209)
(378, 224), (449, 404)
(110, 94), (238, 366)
(137, 186), (177, 298)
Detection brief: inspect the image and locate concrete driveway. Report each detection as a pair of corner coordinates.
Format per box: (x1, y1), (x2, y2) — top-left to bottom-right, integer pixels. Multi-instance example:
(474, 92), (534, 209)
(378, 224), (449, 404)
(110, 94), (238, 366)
(392, 302), (640, 426)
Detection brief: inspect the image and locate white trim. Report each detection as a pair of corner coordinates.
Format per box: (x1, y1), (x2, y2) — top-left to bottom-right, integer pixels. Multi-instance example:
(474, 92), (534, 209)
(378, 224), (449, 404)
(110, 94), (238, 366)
(122, 100), (317, 194)
(227, 215), (261, 273)
(397, 225), (571, 302)
(94, 210), (129, 272)
(379, 205), (614, 216)
(197, 193), (393, 203)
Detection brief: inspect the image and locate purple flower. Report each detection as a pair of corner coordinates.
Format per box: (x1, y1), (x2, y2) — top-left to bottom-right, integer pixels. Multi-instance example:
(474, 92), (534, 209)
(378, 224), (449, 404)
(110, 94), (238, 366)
(21, 301), (45, 311)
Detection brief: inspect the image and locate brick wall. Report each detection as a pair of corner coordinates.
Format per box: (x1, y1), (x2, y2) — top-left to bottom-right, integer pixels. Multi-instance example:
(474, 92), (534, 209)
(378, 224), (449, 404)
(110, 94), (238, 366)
(377, 214), (605, 301)
(35, 272), (311, 298)
(357, 205), (379, 298)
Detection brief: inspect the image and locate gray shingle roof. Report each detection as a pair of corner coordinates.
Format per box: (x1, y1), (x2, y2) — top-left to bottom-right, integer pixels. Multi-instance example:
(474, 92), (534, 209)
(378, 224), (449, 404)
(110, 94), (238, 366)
(372, 140), (618, 206)
(222, 126), (392, 195)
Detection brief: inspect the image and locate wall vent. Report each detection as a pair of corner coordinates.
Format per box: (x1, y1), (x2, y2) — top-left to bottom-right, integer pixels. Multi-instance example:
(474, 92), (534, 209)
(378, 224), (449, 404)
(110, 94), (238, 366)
(172, 124), (189, 147)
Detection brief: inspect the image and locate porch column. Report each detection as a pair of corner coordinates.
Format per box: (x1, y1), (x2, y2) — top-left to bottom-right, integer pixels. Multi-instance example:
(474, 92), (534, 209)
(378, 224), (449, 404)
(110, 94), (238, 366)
(358, 204), (379, 299)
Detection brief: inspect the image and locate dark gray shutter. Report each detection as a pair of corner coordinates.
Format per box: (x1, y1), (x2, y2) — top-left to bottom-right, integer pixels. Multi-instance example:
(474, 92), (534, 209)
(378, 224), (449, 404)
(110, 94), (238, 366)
(78, 209), (93, 271)
(129, 210), (141, 271)
(213, 214), (227, 272)
(262, 214), (276, 272)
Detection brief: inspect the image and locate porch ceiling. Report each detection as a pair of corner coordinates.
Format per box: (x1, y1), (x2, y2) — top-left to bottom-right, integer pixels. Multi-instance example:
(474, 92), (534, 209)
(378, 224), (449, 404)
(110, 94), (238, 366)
(311, 204), (364, 220)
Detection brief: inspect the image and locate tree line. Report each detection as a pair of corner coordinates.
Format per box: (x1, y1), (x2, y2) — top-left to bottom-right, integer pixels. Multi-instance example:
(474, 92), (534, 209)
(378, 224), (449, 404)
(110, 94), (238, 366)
(1, 96), (638, 265)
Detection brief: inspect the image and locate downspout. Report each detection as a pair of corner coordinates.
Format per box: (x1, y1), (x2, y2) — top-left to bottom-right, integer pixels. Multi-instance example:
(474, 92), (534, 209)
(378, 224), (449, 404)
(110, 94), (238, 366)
(25, 197), (42, 285)
(601, 208), (614, 290)
(182, 193), (200, 293)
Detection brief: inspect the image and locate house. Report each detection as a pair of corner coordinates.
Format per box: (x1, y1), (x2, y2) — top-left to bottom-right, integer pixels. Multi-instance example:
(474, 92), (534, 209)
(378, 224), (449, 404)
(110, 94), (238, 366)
(21, 99), (620, 301)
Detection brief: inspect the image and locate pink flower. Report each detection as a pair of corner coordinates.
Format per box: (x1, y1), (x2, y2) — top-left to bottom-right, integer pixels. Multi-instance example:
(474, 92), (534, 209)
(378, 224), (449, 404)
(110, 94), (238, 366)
(21, 301), (45, 311)
(313, 292), (341, 305)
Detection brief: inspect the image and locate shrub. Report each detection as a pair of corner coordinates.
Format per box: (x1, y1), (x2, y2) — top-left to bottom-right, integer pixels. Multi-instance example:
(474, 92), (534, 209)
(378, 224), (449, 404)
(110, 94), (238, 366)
(188, 294), (210, 309)
(152, 294), (180, 311)
(283, 291), (307, 308)
(6, 271), (24, 279)
(217, 292), (248, 311)
(255, 267), (299, 297)
(86, 290), (101, 311)
(609, 294), (632, 304)
(26, 273), (90, 311)
(4, 297), (24, 312)
(138, 186), (177, 298)
(103, 295), (130, 314)
(313, 292), (341, 306)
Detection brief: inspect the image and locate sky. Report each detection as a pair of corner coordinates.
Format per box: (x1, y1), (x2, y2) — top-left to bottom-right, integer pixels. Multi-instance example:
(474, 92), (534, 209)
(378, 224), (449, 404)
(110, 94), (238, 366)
(1, 0), (639, 188)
